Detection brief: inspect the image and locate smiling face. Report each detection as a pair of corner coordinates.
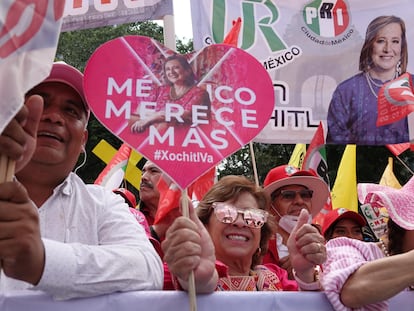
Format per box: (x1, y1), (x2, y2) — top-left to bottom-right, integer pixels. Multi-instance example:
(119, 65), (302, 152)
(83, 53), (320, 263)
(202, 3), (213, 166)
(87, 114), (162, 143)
(164, 59), (188, 85)
(205, 192), (262, 273)
(272, 185), (312, 220)
(22, 81), (88, 176)
(370, 22), (402, 77)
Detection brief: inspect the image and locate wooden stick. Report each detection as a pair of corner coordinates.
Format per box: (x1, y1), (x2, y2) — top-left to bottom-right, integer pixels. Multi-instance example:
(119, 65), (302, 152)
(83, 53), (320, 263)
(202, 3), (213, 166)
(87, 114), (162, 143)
(180, 190), (197, 311)
(5, 159), (15, 182)
(249, 142), (259, 186)
(0, 154), (8, 182)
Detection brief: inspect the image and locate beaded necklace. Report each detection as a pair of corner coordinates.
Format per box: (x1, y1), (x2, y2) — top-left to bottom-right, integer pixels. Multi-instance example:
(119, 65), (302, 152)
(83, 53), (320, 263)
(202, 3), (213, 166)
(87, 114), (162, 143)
(365, 73), (382, 98)
(378, 238), (389, 257)
(365, 72), (397, 99)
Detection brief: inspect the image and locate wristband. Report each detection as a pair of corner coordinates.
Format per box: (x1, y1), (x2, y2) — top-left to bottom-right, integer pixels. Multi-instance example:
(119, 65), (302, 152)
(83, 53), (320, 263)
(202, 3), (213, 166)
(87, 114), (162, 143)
(292, 266), (322, 291)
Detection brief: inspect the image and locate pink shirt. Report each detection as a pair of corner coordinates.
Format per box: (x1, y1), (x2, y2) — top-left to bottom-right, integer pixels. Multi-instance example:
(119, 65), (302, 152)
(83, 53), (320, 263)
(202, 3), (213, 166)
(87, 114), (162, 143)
(322, 237), (386, 310)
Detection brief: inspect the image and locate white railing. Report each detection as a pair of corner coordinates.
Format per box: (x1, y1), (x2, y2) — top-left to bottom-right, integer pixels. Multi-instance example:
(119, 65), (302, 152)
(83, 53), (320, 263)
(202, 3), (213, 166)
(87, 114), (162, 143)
(1, 290), (413, 311)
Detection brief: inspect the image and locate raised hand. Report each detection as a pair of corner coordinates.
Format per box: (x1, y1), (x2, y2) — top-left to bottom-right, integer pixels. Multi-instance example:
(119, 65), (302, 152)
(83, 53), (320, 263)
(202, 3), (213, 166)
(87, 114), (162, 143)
(0, 180), (44, 284)
(287, 209), (326, 283)
(162, 200), (217, 293)
(0, 95), (43, 172)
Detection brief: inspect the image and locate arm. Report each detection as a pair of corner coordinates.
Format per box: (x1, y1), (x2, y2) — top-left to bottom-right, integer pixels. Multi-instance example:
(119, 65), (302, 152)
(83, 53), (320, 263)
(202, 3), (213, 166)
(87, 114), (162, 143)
(34, 186), (163, 299)
(322, 237), (389, 310)
(162, 201), (218, 293)
(130, 110), (167, 133)
(287, 209), (325, 290)
(341, 250), (414, 308)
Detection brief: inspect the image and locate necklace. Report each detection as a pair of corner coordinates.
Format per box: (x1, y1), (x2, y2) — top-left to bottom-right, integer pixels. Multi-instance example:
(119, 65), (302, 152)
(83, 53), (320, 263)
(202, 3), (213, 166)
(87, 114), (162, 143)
(366, 72), (383, 87)
(378, 238), (390, 257)
(365, 73), (381, 98)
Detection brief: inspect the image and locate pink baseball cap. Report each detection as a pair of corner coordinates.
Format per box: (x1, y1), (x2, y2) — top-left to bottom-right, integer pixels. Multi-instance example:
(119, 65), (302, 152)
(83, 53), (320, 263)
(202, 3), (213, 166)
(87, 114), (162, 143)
(358, 176), (414, 230)
(263, 164), (330, 217)
(43, 62), (90, 119)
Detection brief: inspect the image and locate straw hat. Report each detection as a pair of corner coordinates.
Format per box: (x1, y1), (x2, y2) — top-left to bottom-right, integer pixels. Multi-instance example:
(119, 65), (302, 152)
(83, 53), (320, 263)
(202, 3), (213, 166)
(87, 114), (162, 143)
(358, 176), (414, 230)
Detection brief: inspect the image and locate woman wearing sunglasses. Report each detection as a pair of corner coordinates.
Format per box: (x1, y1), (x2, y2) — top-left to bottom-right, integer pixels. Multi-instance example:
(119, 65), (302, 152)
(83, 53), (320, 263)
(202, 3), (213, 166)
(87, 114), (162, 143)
(162, 175), (325, 292)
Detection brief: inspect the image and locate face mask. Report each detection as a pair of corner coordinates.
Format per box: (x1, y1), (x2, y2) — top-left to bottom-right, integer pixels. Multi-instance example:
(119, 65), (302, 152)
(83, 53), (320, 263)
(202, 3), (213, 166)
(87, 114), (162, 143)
(278, 214), (312, 234)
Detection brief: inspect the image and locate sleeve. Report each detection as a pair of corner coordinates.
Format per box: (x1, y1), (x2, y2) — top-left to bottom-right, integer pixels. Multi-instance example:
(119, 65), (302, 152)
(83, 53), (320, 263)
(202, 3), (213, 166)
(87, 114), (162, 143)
(322, 238), (388, 311)
(326, 83), (353, 144)
(34, 188), (163, 300)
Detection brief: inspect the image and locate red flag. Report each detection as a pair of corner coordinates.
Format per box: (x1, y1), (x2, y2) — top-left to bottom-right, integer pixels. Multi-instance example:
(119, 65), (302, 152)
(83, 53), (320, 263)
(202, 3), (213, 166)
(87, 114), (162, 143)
(154, 174), (181, 225)
(187, 167), (216, 205)
(154, 168), (215, 224)
(301, 122), (332, 225)
(223, 17), (242, 46)
(386, 143), (410, 156)
(95, 143), (131, 189)
(302, 122), (329, 185)
(377, 73), (414, 126)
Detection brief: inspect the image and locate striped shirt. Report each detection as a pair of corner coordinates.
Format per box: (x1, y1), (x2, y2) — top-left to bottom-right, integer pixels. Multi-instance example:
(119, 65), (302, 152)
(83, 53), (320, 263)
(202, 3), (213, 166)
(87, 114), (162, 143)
(322, 237), (387, 310)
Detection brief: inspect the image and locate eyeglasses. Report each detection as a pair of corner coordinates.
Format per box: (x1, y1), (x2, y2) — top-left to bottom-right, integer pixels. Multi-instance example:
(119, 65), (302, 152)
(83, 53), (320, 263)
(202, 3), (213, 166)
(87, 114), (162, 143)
(212, 202), (268, 228)
(278, 189), (313, 201)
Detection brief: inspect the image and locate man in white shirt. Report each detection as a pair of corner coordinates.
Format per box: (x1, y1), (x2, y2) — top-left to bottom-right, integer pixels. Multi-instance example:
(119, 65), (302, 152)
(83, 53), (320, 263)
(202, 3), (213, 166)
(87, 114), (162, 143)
(0, 62), (163, 299)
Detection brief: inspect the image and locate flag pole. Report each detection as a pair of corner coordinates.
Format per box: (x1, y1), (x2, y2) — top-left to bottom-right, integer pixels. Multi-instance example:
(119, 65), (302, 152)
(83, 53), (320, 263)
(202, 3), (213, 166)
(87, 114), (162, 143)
(180, 190), (197, 311)
(0, 155), (14, 182)
(394, 154), (414, 175)
(249, 142), (259, 186)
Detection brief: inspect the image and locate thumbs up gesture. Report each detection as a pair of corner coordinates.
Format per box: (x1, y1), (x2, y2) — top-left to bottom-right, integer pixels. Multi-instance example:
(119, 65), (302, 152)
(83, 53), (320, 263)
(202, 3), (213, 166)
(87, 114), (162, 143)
(287, 209), (326, 283)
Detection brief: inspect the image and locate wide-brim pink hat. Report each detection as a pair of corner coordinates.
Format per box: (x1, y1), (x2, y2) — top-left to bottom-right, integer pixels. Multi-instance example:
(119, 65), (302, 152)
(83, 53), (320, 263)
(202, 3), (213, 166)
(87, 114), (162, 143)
(358, 176), (414, 230)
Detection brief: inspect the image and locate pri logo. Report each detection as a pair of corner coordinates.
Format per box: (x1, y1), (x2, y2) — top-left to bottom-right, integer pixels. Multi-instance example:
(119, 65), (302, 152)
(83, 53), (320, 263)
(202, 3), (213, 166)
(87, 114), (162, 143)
(303, 0), (350, 38)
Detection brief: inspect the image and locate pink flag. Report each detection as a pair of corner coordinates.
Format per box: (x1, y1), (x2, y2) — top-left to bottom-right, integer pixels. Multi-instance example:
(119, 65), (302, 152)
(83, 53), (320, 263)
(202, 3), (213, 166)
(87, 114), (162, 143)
(0, 0), (65, 134)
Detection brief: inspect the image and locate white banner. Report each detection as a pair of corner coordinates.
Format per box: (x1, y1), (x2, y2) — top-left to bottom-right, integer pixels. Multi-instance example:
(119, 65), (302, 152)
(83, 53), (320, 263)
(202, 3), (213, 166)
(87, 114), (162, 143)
(62, 0), (173, 32)
(190, 0), (414, 145)
(0, 0), (65, 134)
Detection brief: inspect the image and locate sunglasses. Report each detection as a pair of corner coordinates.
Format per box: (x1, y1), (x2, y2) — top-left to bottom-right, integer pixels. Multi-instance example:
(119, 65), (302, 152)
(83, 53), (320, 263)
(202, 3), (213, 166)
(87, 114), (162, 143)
(212, 202), (268, 228)
(278, 189), (313, 200)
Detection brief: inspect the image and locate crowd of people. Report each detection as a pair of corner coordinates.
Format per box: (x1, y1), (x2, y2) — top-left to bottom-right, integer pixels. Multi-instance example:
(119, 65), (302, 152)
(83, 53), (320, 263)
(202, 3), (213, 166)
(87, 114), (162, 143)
(1, 40), (414, 309)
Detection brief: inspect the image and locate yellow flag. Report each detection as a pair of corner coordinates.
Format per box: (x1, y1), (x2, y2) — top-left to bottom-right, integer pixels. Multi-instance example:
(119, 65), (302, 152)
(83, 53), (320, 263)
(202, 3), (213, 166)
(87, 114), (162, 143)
(380, 157), (402, 189)
(288, 144), (306, 168)
(331, 145), (358, 212)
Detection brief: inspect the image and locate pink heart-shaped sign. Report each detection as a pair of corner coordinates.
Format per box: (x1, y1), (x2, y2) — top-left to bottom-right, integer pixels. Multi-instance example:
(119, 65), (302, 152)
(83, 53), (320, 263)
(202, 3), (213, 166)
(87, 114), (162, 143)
(84, 35), (274, 189)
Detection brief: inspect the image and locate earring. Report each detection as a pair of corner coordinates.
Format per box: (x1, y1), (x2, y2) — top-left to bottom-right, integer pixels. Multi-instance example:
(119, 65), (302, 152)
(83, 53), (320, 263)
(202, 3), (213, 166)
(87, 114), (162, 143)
(396, 60), (402, 77)
(256, 247), (262, 256)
